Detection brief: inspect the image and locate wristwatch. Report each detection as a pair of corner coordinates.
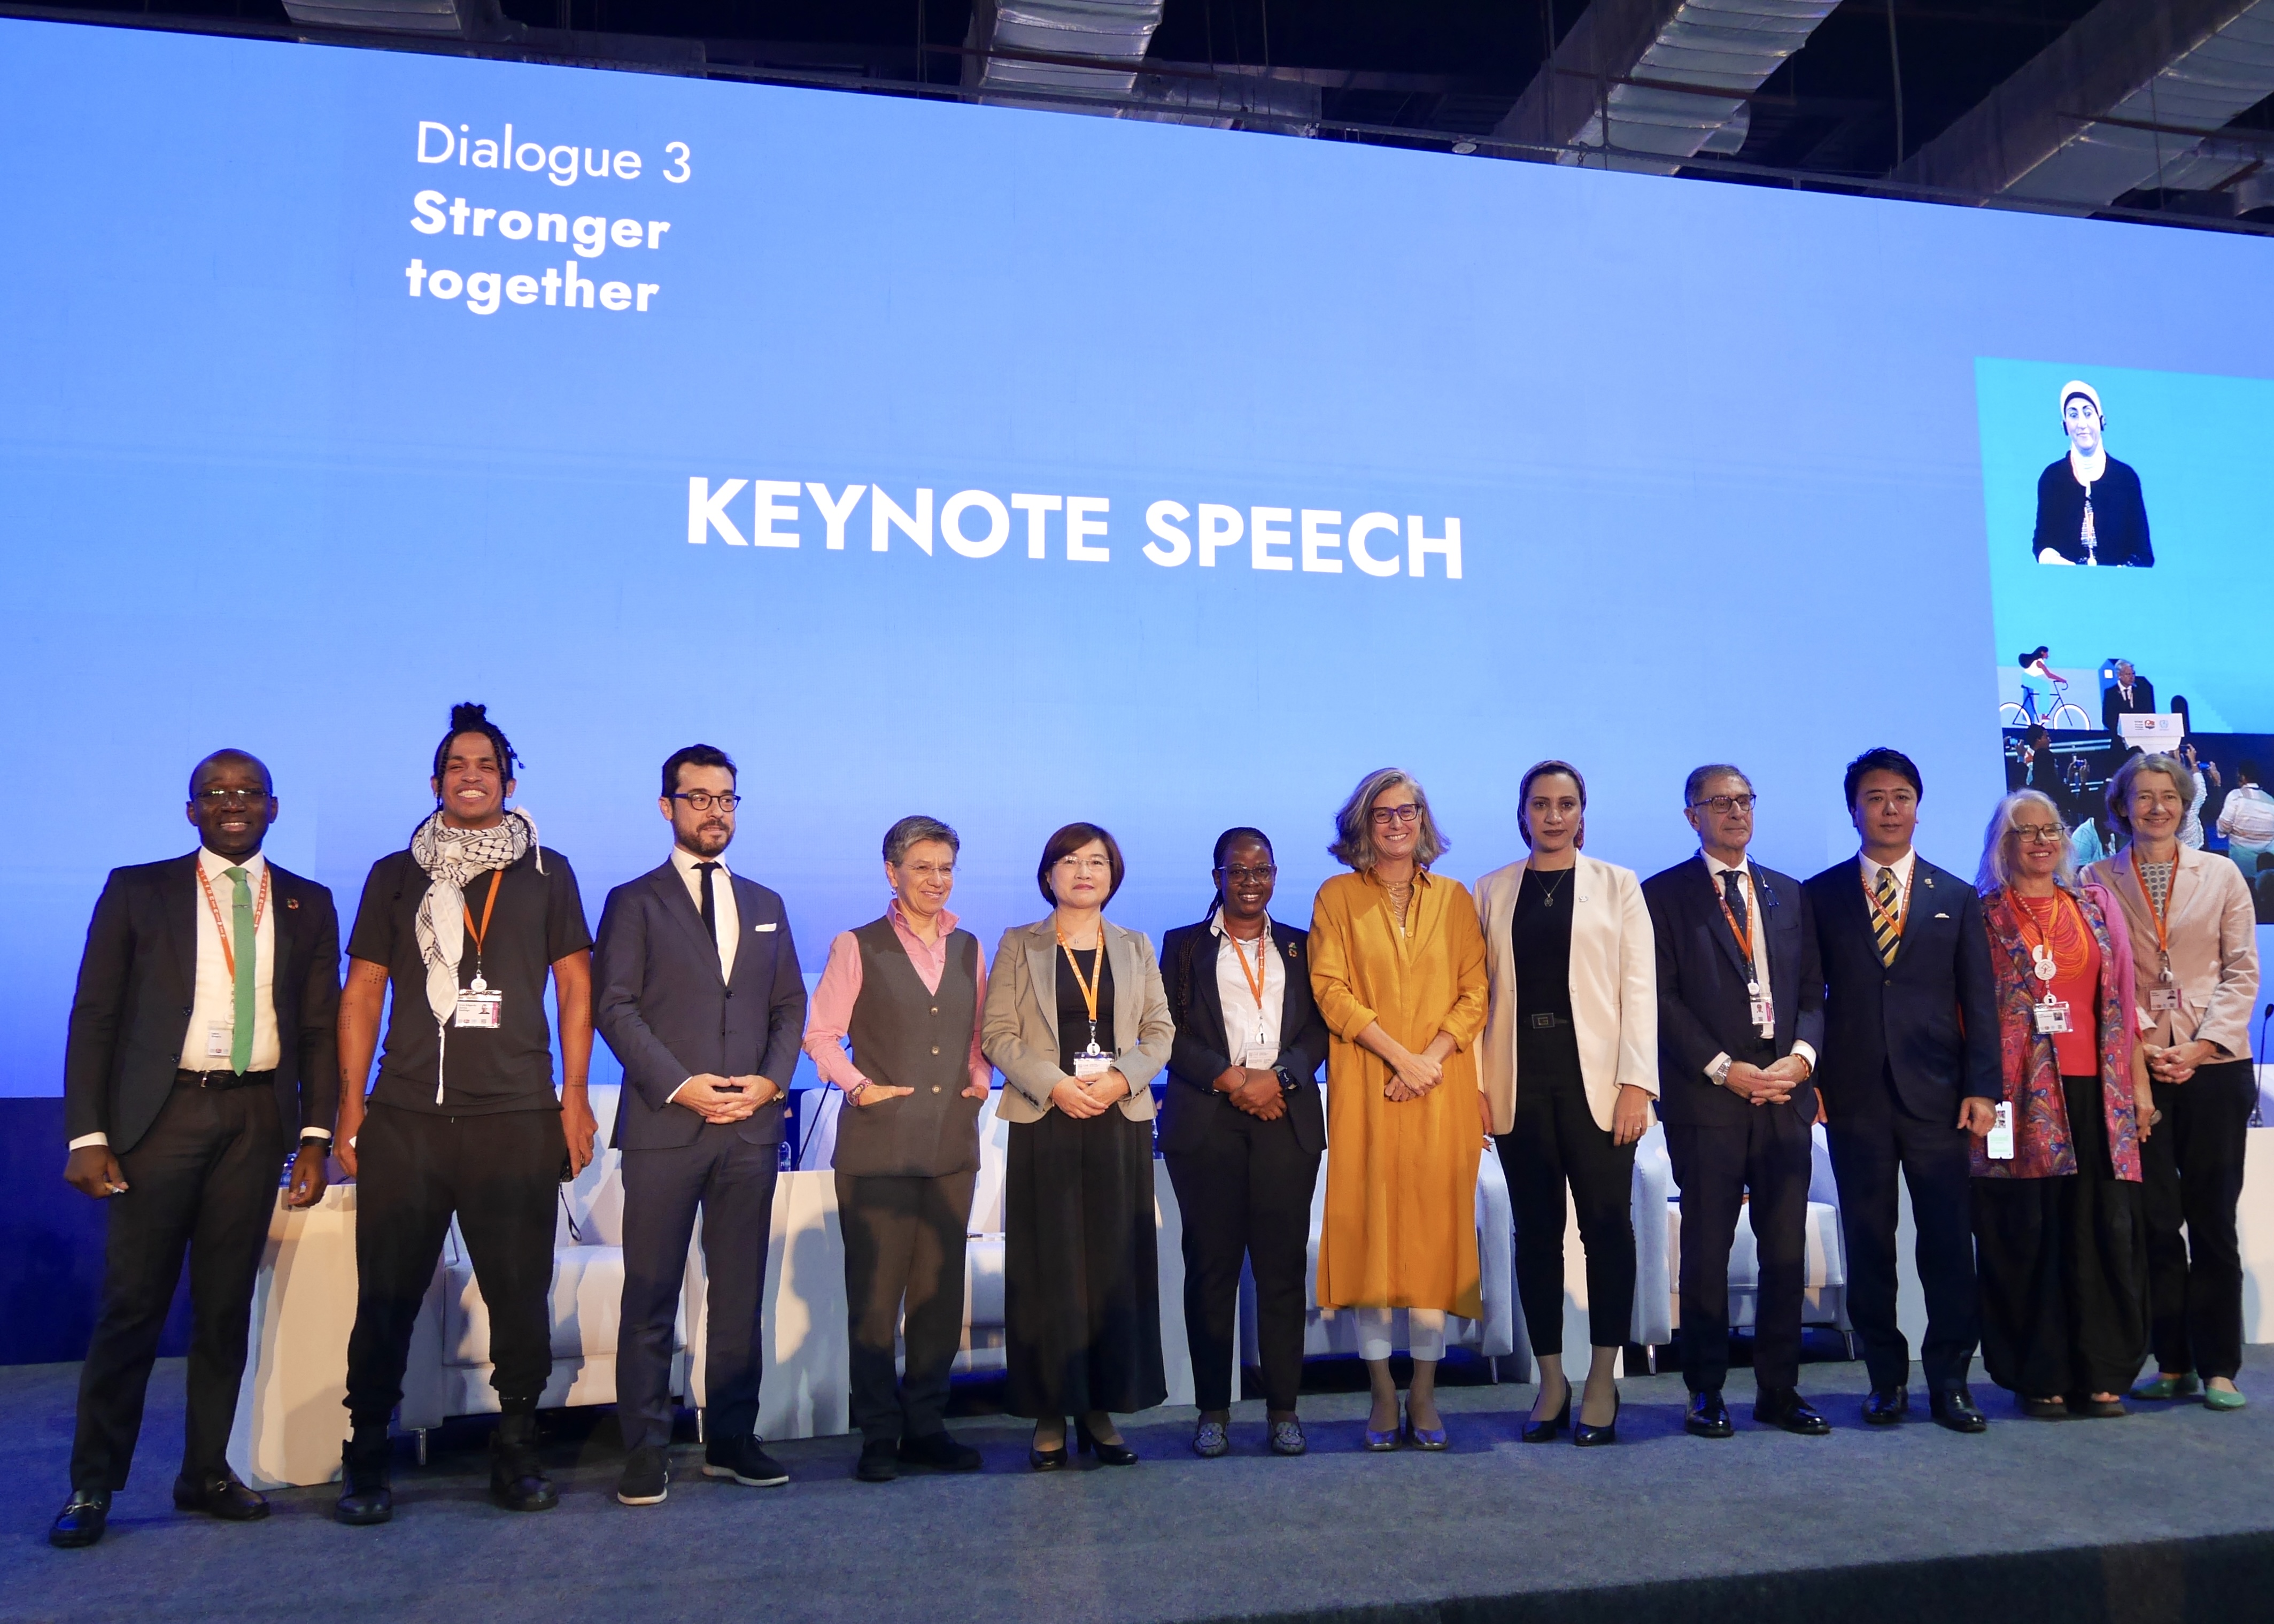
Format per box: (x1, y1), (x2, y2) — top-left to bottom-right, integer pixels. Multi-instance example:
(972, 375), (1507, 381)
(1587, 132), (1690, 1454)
(298, 1134), (330, 1153)
(1273, 1065), (1300, 1094)
(1710, 1056), (1734, 1088)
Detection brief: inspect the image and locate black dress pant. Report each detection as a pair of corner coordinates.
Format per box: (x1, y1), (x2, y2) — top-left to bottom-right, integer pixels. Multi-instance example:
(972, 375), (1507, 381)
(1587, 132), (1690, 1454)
(1824, 1074), (1979, 1394)
(2140, 1057), (2255, 1381)
(1004, 1110), (1166, 1419)
(1494, 1025), (1637, 1355)
(837, 1168), (974, 1442)
(1163, 1105), (1320, 1413)
(72, 1079), (283, 1492)
(1974, 1076), (2148, 1399)
(345, 1103), (564, 1429)
(618, 1127), (781, 1450)
(1665, 1097), (1813, 1394)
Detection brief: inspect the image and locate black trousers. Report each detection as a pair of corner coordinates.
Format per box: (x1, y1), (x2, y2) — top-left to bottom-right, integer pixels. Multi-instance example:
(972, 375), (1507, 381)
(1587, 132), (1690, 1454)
(1974, 1076), (2148, 1399)
(618, 1127), (781, 1450)
(345, 1103), (563, 1429)
(837, 1169), (974, 1442)
(1004, 1110), (1166, 1419)
(1665, 1099), (1813, 1394)
(1824, 1075), (1979, 1394)
(1494, 1026), (1637, 1355)
(72, 1080), (283, 1491)
(1163, 1107), (1320, 1413)
(2140, 1057), (2255, 1381)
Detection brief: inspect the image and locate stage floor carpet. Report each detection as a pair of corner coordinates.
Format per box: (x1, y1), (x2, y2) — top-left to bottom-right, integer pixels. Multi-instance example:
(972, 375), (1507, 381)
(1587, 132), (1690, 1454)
(3, 1353), (2270, 1624)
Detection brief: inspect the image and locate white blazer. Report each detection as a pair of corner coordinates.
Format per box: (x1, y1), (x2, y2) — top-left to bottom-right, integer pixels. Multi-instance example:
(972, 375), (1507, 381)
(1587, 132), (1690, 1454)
(1474, 852), (1658, 1135)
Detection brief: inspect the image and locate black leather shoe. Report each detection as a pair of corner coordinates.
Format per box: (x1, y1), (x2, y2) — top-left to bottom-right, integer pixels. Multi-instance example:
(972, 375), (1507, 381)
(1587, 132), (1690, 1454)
(899, 1430), (983, 1473)
(1027, 1427), (1068, 1471)
(1685, 1390), (1734, 1439)
(1075, 1419), (1138, 1466)
(489, 1412), (559, 1512)
(2068, 1394), (2128, 1419)
(1930, 1387), (1988, 1433)
(1863, 1387), (1911, 1426)
(334, 1430), (393, 1525)
(1573, 1388), (1621, 1448)
(702, 1434), (790, 1487)
(173, 1471), (269, 1521)
(617, 1445), (670, 1505)
(49, 1489), (110, 1549)
(1754, 1387), (1832, 1435)
(855, 1438), (900, 1482)
(2021, 1395), (2069, 1420)
(1521, 1388), (1571, 1443)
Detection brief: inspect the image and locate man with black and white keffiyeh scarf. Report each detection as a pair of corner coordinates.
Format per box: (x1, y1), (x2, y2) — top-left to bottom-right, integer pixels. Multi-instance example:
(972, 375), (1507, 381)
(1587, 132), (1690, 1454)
(408, 806), (540, 1103)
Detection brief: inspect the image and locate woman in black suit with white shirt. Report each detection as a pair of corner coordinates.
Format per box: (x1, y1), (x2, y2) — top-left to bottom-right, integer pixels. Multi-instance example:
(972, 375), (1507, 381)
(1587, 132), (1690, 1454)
(1159, 829), (1331, 1459)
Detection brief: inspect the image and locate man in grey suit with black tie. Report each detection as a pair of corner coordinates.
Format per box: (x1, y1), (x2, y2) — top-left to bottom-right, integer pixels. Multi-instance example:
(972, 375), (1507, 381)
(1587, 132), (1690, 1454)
(593, 745), (806, 1507)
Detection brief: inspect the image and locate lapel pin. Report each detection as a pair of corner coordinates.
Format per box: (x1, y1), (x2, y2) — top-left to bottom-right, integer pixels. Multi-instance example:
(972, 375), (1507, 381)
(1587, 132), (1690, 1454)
(285, 898), (300, 910)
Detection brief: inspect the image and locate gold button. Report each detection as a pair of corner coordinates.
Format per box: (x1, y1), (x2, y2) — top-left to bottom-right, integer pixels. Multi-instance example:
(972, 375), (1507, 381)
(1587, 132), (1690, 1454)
(931, 1046), (941, 1055)
(931, 1007), (939, 1014)
(932, 1085), (941, 1093)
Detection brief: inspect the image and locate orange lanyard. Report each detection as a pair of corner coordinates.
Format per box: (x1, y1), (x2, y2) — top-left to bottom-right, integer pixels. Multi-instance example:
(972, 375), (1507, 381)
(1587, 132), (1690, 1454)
(1225, 927), (1269, 1011)
(2130, 860), (2174, 969)
(1055, 920), (1105, 1036)
(1713, 871), (1754, 967)
(1861, 865), (1907, 941)
(2010, 890), (2084, 989)
(463, 872), (502, 965)
(195, 860), (269, 983)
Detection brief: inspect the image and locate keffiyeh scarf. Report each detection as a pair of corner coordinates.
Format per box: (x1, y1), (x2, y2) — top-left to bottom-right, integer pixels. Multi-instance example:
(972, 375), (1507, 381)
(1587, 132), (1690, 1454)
(409, 808), (542, 1100)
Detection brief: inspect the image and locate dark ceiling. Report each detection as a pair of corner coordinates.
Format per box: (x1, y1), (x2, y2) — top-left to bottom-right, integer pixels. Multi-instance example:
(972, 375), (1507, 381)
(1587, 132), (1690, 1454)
(11, 0), (2274, 234)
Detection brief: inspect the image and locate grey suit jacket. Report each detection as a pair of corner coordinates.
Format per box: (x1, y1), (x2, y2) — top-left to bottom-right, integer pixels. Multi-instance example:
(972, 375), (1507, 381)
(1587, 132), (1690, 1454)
(981, 917), (1173, 1124)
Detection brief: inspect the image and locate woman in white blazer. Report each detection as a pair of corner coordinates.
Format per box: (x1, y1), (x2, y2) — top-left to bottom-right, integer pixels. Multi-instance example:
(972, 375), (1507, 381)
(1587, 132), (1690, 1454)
(1474, 761), (1657, 1447)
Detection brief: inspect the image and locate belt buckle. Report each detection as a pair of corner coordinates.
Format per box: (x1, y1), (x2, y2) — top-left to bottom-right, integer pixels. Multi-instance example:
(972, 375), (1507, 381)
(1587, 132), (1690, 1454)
(1528, 1013), (1557, 1030)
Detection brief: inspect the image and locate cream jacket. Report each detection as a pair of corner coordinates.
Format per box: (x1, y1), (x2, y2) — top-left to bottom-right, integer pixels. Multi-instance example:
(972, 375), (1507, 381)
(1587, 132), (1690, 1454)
(2087, 846), (2260, 1058)
(981, 916), (1173, 1124)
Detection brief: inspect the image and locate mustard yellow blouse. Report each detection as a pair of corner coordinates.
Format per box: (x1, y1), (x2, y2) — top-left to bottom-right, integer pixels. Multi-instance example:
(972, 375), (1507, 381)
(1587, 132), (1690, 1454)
(1308, 867), (1490, 1318)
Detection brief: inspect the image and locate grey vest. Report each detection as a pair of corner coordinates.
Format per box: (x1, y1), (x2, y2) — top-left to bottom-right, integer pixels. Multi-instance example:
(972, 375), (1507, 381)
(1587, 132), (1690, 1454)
(831, 917), (985, 1178)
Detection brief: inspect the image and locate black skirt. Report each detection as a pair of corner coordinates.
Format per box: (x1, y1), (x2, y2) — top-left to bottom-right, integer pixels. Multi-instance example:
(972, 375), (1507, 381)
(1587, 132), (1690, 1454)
(1003, 1108), (1167, 1419)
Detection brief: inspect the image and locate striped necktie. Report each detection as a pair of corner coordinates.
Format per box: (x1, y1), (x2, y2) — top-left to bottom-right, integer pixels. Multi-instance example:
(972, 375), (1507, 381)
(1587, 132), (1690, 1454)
(1871, 866), (1901, 969)
(226, 866), (256, 1072)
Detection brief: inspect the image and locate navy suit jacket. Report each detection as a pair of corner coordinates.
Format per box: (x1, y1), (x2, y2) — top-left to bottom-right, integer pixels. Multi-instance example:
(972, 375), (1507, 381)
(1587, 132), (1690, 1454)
(1643, 854), (1824, 1129)
(1801, 855), (2001, 1125)
(1156, 918), (1330, 1158)
(592, 860), (806, 1152)
(65, 852), (341, 1156)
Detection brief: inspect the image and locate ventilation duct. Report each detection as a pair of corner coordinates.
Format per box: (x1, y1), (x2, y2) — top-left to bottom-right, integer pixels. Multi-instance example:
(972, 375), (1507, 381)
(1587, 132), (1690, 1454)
(282, 0), (500, 36)
(1494, 0), (1835, 173)
(962, 0), (1166, 110)
(1896, 0), (2274, 207)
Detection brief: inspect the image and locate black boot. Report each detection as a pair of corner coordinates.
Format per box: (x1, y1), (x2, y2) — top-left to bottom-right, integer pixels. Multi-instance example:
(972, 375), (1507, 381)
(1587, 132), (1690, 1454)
(489, 1407), (559, 1512)
(334, 1427), (393, 1526)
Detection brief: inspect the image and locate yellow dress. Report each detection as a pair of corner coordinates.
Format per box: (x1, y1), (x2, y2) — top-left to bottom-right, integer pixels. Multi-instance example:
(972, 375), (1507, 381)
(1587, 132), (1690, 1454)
(1308, 867), (1489, 1318)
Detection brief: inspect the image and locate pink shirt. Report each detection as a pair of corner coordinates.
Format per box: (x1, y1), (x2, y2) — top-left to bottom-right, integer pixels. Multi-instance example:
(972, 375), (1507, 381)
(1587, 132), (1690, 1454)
(801, 900), (992, 1095)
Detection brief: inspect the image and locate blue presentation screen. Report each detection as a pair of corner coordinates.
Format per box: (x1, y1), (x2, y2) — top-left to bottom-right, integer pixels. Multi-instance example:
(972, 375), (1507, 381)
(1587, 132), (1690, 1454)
(4, 18), (2271, 1097)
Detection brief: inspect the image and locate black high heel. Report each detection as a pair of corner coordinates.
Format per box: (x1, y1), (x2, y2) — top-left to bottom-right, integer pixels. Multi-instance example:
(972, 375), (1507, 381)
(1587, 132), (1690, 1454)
(1522, 1384), (1572, 1444)
(1075, 1418), (1138, 1466)
(1573, 1386), (1621, 1448)
(1028, 1424), (1068, 1471)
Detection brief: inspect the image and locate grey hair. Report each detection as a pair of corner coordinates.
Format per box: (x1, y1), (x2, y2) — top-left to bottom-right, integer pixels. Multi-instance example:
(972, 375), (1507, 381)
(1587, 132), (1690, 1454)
(1683, 763), (1752, 808)
(882, 814), (960, 866)
(1329, 767), (1448, 871)
(2106, 752), (2192, 845)
(1976, 790), (2078, 893)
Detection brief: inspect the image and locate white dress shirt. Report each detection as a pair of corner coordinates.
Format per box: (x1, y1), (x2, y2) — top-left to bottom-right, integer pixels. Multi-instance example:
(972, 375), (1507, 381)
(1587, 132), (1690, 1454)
(1700, 852), (1816, 1082)
(1859, 847), (1916, 926)
(72, 847), (289, 1152)
(1212, 914), (1285, 1064)
(670, 845), (740, 981)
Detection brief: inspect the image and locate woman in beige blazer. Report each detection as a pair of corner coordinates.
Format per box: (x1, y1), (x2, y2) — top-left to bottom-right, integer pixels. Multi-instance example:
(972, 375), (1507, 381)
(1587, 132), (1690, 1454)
(1474, 761), (1657, 1446)
(982, 823), (1174, 1466)
(2086, 753), (2261, 1410)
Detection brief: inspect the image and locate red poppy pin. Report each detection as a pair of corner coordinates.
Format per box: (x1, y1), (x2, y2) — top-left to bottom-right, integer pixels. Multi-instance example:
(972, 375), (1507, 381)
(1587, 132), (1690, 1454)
(285, 898), (300, 909)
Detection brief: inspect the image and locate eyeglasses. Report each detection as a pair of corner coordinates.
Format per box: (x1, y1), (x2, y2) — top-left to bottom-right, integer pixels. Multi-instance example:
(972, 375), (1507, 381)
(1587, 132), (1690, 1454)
(670, 791), (741, 812)
(2011, 823), (2066, 842)
(193, 787), (268, 807)
(1370, 803), (1422, 826)
(1055, 855), (1113, 875)
(1691, 794), (1758, 815)
(1215, 864), (1278, 883)
(895, 862), (954, 880)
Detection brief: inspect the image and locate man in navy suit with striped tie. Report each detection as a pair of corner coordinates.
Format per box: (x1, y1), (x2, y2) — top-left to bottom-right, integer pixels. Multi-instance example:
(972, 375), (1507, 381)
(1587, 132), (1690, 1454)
(1804, 748), (2001, 1433)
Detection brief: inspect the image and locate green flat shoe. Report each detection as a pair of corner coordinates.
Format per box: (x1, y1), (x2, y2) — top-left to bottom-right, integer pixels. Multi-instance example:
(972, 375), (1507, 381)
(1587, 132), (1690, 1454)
(2129, 1373), (2200, 1402)
(2202, 1385), (2247, 1411)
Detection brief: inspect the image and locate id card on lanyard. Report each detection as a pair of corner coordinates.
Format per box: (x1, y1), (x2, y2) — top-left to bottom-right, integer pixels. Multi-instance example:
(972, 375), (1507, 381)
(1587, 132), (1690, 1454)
(2133, 862), (2183, 1014)
(1058, 923), (1111, 1078)
(1227, 929), (1275, 1069)
(1716, 873), (1774, 1030)
(454, 872), (505, 1029)
(195, 861), (270, 1057)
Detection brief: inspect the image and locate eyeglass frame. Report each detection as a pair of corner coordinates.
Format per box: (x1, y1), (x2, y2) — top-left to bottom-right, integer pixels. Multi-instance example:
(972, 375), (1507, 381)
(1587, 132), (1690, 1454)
(1213, 863), (1279, 883)
(669, 791), (742, 812)
(1689, 793), (1759, 815)
(1368, 803), (1422, 826)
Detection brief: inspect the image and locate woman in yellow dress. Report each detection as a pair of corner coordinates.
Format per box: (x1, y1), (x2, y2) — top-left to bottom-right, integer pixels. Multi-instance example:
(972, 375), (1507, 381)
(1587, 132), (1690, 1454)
(1309, 767), (1489, 1450)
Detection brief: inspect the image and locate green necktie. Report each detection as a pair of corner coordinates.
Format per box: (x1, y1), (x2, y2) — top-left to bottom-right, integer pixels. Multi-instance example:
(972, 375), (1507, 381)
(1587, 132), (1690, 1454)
(226, 866), (255, 1074)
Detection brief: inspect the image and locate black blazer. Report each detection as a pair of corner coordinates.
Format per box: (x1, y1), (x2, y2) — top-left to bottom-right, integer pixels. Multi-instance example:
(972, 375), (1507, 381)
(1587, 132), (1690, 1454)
(2102, 677), (2157, 734)
(1642, 855), (1823, 1129)
(1157, 917), (1329, 1158)
(592, 861), (806, 1152)
(1802, 856), (2001, 1125)
(65, 852), (341, 1156)
(2032, 455), (2152, 567)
